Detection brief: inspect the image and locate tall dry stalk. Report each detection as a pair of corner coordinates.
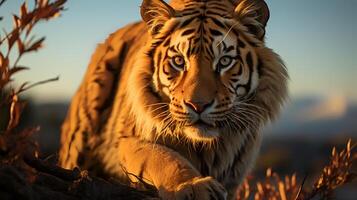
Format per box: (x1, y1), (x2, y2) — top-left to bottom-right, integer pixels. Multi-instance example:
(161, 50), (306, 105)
(0, 0), (66, 165)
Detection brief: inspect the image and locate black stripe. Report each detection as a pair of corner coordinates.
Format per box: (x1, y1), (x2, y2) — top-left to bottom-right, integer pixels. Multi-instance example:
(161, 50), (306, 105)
(93, 78), (104, 87)
(227, 86), (235, 94)
(229, 82), (236, 92)
(246, 52), (253, 69)
(168, 45), (176, 52)
(235, 52), (254, 94)
(180, 16), (196, 28)
(193, 37), (200, 45)
(209, 28), (223, 36)
(210, 17), (226, 29)
(167, 75), (174, 80)
(181, 10), (201, 16)
(187, 38), (193, 57)
(203, 37), (209, 44)
(232, 29), (240, 37)
(257, 59), (263, 77)
(208, 44), (215, 59)
(198, 13), (207, 21)
(181, 29), (196, 36)
(105, 61), (117, 72)
(224, 45), (234, 53)
(238, 38), (246, 48)
(234, 65), (243, 76)
(162, 37), (171, 47)
(230, 78), (239, 82)
(156, 51), (162, 68)
(203, 54), (211, 61)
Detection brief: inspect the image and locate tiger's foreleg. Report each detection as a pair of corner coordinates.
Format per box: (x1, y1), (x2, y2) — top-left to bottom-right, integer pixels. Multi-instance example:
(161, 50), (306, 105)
(104, 137), (227, 200)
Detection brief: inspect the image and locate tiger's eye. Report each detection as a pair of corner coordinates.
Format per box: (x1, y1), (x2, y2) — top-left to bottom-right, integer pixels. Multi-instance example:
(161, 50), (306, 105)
(172, 56), (185, 70)
(219, 56), (233, 68)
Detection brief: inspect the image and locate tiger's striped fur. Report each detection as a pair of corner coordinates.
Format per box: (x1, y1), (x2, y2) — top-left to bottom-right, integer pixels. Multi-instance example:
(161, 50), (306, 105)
(59, 0), (288, 199)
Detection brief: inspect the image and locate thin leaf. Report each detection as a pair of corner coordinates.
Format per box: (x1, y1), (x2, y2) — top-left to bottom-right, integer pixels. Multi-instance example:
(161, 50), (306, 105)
(16, 37), (24, 54)
(19, 76), (59, 93)
(6, 95), (24, 131)
(34, 0), (66, 20)
(294, 173), (308, 200)
(12, 15), (21, 28)
(9, 66), (29, 76)
(25, 23), (34, 37)
(278, 182), (287, 200)
(0, 52), (5, 67)
(25, 37), (45, 52)
(20, 11), (34, 28)
(39, 0), (49, 8)
(17, 81), (30, 93)
(20, 2), (28, 19)
(6, 29), (19, 51)
(0, 53), (9, 69)
(0, 0), (6, 7)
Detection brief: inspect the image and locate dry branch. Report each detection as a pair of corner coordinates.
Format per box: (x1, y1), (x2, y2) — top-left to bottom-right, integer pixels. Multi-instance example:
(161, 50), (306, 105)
(0, 158), (158, 200)
(236, 140), (356, 200)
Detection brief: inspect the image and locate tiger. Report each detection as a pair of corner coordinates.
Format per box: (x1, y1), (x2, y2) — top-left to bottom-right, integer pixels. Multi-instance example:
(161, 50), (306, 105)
(59, 0), (288, 199)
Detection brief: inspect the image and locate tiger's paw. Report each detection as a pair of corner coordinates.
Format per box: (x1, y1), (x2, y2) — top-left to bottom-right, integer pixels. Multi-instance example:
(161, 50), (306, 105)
(160, 177), (227, 200)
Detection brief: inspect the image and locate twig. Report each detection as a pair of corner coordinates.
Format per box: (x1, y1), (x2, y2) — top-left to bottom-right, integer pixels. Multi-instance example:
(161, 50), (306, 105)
(0, 0), (6, 7)
(18, 76), (59, 93)
(294, 173), (308, 200)
(23, 154), (82, 181)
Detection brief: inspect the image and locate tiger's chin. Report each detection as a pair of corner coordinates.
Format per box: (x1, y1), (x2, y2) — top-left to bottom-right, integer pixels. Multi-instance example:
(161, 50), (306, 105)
(182, 122), (220, 142)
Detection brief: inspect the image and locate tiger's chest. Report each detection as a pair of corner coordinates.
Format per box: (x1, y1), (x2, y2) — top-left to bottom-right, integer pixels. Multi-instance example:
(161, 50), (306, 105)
(158, 130), (261, 187)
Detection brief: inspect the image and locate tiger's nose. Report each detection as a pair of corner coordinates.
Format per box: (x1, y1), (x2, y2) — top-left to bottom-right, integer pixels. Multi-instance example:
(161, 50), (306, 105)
(184, 100), (214, 114)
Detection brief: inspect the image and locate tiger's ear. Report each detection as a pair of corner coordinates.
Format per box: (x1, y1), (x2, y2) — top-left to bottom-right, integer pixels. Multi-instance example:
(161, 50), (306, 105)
(141, 0), (176, 35)
(233, 0), (270, 40)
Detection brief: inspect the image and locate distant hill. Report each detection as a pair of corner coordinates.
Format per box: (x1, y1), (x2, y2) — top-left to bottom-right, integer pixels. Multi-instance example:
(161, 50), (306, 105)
(264, 96), (357, 136)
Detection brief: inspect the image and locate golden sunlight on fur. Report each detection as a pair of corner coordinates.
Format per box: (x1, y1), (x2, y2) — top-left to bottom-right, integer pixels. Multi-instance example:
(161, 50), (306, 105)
(59, 0), (288, 199)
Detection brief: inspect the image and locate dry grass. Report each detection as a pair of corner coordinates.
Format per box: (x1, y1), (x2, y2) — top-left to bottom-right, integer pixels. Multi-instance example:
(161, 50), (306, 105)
(237, 140), (356, 200)
(0, 1), (356, 199)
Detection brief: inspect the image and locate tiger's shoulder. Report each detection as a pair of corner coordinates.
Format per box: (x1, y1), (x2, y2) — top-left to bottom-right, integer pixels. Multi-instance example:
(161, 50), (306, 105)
(91, 21), (147, 63)
(59, 21), (148, 169)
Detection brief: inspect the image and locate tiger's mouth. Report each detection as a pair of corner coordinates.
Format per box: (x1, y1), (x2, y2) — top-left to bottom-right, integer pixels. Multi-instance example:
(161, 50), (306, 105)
(187, 119), (212, 127)
(183, 120), (219, 141)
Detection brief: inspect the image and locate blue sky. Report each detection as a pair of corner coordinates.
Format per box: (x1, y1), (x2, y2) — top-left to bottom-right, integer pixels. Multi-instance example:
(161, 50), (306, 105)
(1, 0), (356, 103)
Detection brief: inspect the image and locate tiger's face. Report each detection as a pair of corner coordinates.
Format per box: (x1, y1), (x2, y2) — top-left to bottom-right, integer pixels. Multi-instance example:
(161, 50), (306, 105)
(135, 0), (286, 142)
(152, 17), (260, 141)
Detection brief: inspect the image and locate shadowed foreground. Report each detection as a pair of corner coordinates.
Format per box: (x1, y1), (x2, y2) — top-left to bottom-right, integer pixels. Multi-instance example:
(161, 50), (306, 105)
(0, 157), (158, 200)
(0, 132), (355, 200)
